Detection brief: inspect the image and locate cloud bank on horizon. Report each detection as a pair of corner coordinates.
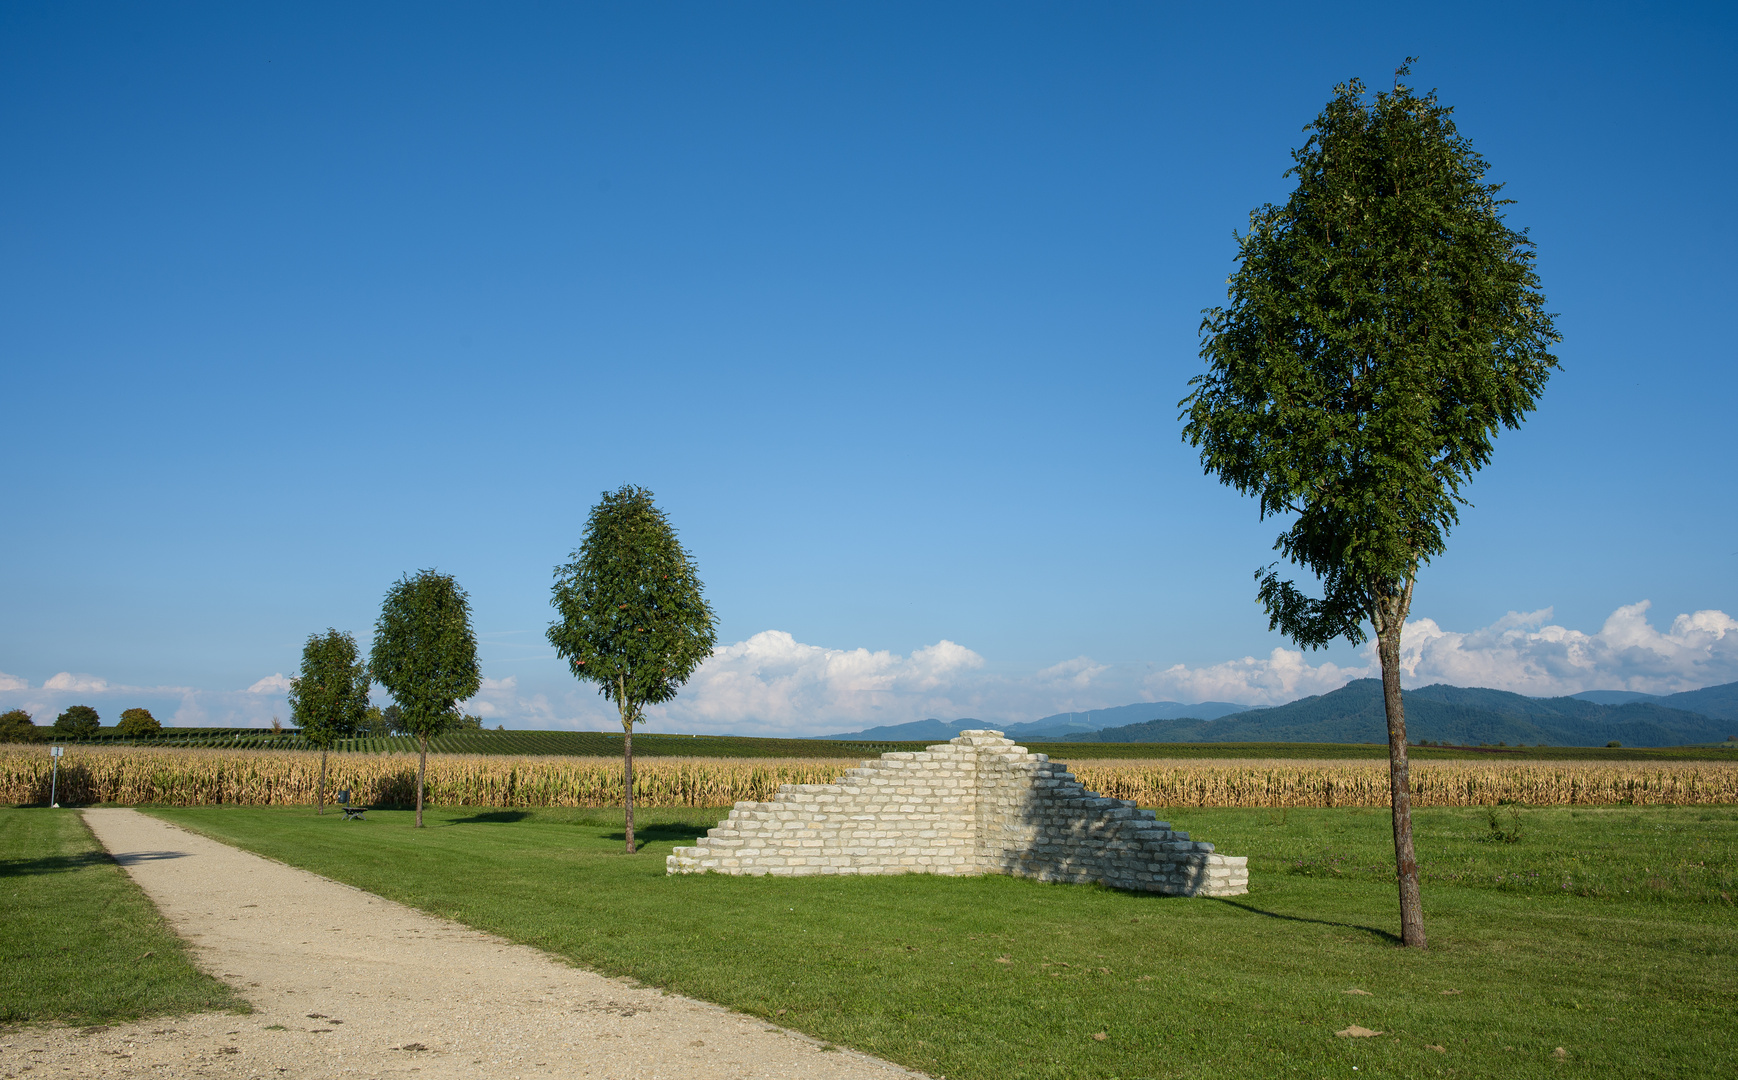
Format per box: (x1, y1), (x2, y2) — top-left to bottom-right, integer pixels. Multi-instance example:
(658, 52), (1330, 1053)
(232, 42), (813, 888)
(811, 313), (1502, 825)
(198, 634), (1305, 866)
(1148, 601), (1738, 708)
(636, 600), (1735, 734)
(2, 601), (1733, 736)
(0, 672), (301, 731)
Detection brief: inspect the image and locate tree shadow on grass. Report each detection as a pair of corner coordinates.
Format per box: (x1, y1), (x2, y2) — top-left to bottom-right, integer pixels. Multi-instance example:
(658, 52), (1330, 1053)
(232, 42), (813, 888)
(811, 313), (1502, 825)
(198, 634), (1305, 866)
(449, 811), (531, 824)
(1213, 898), (1401, 945)
(0, 851), (115, 877)
(1, 849), (188, 876)
(605, 823), (711, 844)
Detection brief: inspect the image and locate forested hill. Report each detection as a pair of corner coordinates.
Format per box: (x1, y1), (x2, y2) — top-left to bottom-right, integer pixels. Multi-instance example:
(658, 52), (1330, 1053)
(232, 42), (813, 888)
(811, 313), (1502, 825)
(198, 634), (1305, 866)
(813, 699), (1249, 742)
(1570, 683), (1738, 719)
(1063, 679), (1736, 748)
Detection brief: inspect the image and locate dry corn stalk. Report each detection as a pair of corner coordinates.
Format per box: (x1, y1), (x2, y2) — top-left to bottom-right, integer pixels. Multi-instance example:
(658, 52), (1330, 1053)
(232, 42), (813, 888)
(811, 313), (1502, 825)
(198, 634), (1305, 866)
(1063, 758), (1738, 808)
(0, 747), (855, 808)
(1, 747), (1733, 808)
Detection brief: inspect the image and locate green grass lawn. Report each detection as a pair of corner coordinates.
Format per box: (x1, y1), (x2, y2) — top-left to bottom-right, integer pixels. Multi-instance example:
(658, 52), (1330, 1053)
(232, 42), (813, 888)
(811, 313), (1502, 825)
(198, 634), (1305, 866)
(0, 808), (245, 1025)
(136, 803), (1738, 1079)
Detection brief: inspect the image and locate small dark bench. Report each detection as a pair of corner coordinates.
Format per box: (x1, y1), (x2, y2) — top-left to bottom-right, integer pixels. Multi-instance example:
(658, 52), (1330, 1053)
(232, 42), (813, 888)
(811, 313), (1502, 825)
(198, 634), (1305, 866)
(336, 790), (367, 820)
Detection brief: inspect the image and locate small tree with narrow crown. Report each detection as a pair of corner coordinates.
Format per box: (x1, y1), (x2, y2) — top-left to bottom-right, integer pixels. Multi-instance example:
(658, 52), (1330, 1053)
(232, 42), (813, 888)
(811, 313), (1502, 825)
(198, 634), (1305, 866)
(370, 571), (481, 828)
(548, 486), (717, 854)
(288, 629), (370, 815)
(1181, 62), (1558, 949)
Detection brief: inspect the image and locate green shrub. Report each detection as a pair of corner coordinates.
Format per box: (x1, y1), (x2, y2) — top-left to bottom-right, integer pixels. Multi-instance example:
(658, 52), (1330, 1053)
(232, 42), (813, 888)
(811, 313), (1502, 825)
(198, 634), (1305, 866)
(0, 709), (40, 743)
(116, 708), (162, 737)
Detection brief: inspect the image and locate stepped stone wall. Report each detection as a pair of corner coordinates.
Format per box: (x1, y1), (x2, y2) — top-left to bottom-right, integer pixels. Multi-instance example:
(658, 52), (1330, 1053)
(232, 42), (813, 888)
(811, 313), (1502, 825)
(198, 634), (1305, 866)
(666, 730), (1248, 897)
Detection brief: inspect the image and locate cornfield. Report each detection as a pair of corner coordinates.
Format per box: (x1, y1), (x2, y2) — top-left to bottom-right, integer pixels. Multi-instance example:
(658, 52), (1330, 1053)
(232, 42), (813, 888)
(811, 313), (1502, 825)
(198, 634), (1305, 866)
(2, 747), (1735, 808)
(1065, 758), (1738, 808)
(0, 747), (855, 808)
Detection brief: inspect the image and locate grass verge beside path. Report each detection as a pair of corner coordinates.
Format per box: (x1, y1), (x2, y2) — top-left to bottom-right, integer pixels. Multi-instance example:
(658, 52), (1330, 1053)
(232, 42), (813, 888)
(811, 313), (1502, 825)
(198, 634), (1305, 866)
(0, 808), (245, 1025)
(146, 803), (1737, 1079)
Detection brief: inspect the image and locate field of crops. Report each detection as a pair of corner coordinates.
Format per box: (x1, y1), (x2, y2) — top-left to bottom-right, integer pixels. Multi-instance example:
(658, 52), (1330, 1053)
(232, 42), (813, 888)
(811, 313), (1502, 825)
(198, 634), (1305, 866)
(5, 745), (1737, 809)
(0, 747), (857, 808)
(1064, 758), (1738, 807)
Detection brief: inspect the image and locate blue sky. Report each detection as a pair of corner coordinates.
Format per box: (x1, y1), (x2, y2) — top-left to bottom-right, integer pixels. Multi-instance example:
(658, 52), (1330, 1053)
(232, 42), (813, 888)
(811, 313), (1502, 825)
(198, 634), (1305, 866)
(3, 2), (1734, 734)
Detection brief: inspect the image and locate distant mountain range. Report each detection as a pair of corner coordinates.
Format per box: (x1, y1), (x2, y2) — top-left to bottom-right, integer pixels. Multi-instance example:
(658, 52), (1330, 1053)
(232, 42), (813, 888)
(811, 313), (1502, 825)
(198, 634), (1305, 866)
(1060, 680), (1738, 748)
(1569, 682), (1738, 720)
(813, 699), (1249, 743)
(812, 680), (1738, 749)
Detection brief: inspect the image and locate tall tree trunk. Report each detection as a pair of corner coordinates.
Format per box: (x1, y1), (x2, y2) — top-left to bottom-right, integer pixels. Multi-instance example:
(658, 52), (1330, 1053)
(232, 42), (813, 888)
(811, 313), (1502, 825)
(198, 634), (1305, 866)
(416, 733), (427, 829)
(317, 748), (328, 816)
(622, 718), (636, 855)
(1375, 586), (1426, 949)
(617, 677), (637, 854)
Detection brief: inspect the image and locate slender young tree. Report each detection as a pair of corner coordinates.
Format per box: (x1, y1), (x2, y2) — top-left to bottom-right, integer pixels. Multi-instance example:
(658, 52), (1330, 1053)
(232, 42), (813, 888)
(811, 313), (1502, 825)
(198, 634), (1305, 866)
(548, 486), (717, 854)
(370, 571), (481, 828)
(288, 629), (370, 815)
(1181, 63), (1558, 949)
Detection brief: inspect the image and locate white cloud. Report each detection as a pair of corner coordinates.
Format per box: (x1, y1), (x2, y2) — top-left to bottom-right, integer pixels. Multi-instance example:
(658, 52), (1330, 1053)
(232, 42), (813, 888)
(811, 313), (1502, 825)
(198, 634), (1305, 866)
(44, 672), (109, 692)
(0, 673), (292, 729)
(1142, 600), (1738, 706)
(464, 676), (572, 727)
(0, 672), (28, 691)
(247, 674), (293, 695)
(1036, 656), (1111, 688)
(44, 674), (111, 692)
(644, 630), (989, 736)
(1144, 649), (1370, 708)
(1396, 601), (1738, 696)
(461, 631), (1134, 737)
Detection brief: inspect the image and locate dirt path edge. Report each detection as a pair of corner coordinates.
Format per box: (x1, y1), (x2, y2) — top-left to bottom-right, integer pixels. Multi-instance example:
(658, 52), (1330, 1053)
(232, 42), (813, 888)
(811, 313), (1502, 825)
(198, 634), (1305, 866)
(0, 808), (924, 1080)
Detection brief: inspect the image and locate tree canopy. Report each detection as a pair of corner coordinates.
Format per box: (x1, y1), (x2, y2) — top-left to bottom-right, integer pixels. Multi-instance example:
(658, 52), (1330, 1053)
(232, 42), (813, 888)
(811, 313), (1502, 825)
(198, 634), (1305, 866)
(289, 629), (370, 749)
(548, 486), (718, 725)
(549, 485), (717, 852)
(1181, 64), (1558, 949)
(290, 627), (372, 815)
(116, 708), (161, 737)
(1183, 66), (1558, 649)
(371, 570), (481, 826)
(371, 572), (481, 738)
(0, 709), (40, 743)
(54, 705), (100, 737)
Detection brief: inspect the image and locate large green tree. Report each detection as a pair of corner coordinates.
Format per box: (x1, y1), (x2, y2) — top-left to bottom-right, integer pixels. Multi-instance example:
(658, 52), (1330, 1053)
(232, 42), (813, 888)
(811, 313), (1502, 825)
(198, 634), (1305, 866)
(548, 486), (718, 853)
(370, 571), (481, 827)
(1181, 64), (1558, 949)
(288, 629), (371, 815)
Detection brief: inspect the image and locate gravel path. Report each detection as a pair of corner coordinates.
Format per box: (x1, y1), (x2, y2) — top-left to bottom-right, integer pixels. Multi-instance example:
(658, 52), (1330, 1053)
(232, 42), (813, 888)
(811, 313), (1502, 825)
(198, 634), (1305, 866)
(1, 809), (923, 1080)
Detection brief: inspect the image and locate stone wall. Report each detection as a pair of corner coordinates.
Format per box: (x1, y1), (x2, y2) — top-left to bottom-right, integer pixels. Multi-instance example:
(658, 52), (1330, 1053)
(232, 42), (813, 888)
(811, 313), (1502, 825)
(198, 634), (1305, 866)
(666, 730), (1248, 897)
